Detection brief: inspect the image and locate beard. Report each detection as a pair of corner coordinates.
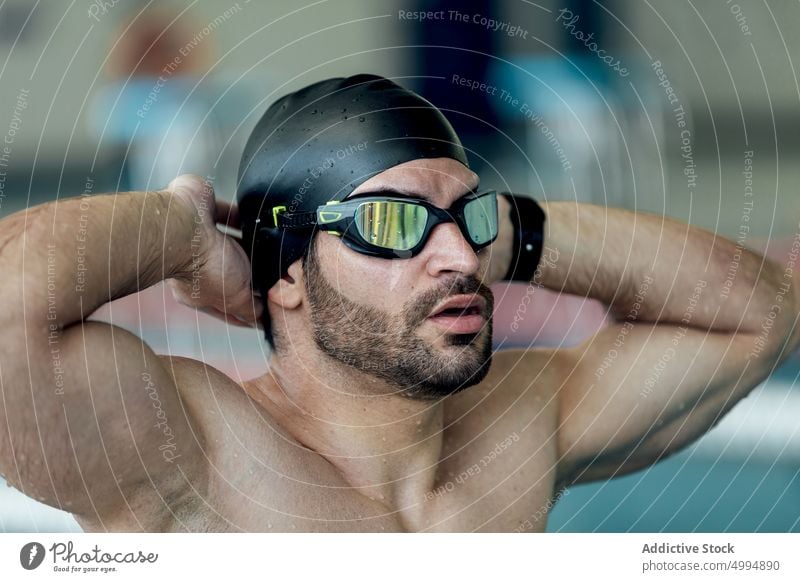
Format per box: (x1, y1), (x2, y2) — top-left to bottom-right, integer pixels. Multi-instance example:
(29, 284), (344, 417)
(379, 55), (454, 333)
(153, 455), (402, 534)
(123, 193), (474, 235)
(303, 241), (494, 401)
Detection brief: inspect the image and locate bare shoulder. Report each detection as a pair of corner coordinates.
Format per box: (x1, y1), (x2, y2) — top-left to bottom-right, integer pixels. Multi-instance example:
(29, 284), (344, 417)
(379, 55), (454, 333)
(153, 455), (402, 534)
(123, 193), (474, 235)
(75, 355), (281, 532)
(157, 355), (246, 418)
(155, 355), (291, 465)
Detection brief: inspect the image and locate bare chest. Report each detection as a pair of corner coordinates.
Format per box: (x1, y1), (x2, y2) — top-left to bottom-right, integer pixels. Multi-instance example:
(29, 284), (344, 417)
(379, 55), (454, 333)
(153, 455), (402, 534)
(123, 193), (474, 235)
(157, 438), (560, 533)
(170, 398), (560, 532)
(98, 356), (563, 533)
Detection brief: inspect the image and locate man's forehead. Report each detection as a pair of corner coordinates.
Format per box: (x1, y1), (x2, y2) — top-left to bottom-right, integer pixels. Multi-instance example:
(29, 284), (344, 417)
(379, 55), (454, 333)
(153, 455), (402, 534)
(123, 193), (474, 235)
(347, 158), (479, 204)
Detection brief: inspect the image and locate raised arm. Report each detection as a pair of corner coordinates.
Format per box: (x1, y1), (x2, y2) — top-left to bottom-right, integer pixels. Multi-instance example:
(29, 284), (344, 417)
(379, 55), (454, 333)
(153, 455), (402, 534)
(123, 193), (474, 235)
(519, 201), (799, 486)
(0, 175), (257, 525)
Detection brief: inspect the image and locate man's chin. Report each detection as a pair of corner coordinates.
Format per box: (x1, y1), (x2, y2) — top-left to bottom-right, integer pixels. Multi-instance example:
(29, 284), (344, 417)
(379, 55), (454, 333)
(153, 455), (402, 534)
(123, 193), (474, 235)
(396, 327), (493, 399)
(424, 326), (491, 351)
(399, 351), (493, 401)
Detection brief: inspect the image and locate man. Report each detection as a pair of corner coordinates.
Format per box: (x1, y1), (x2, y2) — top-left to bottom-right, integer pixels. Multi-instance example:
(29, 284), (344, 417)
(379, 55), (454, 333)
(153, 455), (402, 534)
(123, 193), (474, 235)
(1, 75), (797, 532)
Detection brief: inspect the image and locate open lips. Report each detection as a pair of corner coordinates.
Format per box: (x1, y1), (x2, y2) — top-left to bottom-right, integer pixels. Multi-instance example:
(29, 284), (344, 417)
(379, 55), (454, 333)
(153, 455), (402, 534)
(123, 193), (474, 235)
(427, 295), (488, 334)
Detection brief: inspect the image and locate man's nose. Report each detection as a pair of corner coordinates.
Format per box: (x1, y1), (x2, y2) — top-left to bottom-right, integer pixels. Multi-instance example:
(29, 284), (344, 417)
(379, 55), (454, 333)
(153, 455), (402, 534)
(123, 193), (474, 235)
(423, 222), (481, 278)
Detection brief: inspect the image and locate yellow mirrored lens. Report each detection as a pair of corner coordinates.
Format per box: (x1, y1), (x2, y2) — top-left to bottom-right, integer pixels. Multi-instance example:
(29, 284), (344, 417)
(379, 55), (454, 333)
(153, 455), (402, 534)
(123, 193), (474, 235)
(355, 201), (427, 250)
(463, 194), (498, 244)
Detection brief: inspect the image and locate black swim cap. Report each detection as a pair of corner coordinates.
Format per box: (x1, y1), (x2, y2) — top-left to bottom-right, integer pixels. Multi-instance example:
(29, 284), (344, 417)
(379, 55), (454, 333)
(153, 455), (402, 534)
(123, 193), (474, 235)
(236, 74), (469, 347)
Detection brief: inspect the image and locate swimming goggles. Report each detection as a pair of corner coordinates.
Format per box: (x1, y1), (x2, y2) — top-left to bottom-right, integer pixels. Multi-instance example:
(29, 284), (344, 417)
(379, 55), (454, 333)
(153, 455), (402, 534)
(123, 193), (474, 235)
(270, 190), (498, 259)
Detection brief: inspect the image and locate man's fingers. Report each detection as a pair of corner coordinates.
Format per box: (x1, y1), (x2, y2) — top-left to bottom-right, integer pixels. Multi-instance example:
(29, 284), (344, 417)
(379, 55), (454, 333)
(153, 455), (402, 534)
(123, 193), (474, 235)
(189, 305), (260, 328)
(167, 174), (210, 198)
(215, 198), (241, 229)
(167, 173), (241, 232)
(225, 289), (264, 326)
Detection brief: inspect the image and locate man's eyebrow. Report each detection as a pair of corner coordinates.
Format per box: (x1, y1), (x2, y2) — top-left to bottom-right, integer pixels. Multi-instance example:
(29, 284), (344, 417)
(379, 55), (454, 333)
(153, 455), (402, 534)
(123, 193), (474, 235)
(346, 186), (479, 205)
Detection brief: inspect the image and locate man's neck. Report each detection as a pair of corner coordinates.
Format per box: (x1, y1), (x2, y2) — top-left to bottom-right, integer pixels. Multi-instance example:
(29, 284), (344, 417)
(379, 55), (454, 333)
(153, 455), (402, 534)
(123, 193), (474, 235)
(244, 345), (445, 513)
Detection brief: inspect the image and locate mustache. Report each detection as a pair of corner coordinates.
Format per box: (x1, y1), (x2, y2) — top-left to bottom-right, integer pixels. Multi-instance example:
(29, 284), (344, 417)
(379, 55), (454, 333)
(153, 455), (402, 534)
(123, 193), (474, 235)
(404, 276), (495, 328)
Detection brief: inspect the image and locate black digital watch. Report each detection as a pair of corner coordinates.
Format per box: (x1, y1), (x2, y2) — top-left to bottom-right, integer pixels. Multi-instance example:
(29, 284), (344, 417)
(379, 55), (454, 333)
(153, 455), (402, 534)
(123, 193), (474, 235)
(500, 193), (546, 282)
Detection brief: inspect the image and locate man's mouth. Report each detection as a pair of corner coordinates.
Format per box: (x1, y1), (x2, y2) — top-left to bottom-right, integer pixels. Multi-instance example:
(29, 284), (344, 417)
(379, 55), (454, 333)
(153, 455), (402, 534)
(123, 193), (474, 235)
(426, 295), (487, 334)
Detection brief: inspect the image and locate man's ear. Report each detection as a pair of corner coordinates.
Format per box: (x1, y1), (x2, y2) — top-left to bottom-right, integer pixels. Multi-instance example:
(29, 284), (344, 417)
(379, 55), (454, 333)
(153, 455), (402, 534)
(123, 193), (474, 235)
(266, 258), (304, 309)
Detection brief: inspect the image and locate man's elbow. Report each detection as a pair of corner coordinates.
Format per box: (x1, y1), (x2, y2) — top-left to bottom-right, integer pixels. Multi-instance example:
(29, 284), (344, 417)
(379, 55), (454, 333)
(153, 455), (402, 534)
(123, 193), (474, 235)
(780, 281), (800, 356)
(745, 274), (800, 363)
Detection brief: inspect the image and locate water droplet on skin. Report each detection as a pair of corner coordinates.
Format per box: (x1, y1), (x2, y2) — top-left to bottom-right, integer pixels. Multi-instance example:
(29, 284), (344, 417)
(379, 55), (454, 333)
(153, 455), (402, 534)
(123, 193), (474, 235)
(415, 419), (422, 425)
(381, 436), (386, 442)
(358, 117), (365, 122)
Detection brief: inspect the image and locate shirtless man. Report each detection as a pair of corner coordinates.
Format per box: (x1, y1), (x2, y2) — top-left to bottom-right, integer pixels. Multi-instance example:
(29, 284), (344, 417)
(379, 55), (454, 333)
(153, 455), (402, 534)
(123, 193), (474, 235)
(1, 75), (798, 532)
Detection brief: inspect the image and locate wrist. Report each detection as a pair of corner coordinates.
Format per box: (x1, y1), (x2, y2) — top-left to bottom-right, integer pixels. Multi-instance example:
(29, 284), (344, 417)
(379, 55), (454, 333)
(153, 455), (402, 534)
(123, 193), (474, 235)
(157, 188), (207, 283)
(500, 193), (546, 283)
(530, 201), (570, 290)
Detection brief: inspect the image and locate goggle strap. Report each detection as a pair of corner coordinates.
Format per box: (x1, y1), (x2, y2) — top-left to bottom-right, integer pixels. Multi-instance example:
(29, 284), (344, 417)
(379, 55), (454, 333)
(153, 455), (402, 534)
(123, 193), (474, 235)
(276, 210), (318, 229)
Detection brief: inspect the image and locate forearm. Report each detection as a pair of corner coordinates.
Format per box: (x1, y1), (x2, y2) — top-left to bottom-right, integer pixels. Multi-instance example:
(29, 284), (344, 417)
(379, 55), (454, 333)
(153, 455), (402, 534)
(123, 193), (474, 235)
(0, 190), (198, 335)
(535, 201), (792, 335)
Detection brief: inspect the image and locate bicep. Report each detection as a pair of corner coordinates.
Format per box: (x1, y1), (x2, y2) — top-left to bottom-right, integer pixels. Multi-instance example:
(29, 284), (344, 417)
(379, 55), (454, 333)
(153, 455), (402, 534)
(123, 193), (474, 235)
(555, 320), (772, 486)
(0, 321), (205, 521)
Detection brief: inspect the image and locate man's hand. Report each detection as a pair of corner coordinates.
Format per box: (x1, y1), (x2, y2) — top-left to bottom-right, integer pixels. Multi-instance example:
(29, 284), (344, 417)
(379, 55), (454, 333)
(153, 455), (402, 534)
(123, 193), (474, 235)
(166, 175), (263, 327)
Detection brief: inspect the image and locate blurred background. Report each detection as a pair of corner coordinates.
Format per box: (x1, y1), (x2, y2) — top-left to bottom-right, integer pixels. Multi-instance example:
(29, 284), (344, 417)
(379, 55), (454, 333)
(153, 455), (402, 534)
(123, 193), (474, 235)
(0, 0), (798, 532)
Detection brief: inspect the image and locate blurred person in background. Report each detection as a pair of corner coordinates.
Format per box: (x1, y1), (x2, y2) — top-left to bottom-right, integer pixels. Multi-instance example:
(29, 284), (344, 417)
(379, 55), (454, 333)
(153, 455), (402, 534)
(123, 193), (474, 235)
(88, 4), (223, 191)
